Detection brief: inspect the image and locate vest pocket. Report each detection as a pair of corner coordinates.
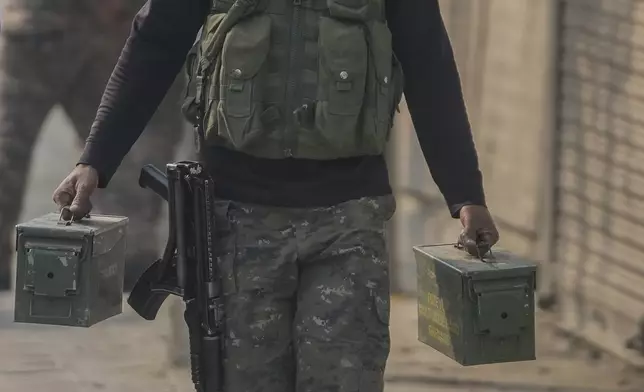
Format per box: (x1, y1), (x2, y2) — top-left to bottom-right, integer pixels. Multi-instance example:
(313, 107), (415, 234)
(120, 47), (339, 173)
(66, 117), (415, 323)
(213, 14), (272, 149)
(326, 0), (370, 20)
(315, 17), (368, 153)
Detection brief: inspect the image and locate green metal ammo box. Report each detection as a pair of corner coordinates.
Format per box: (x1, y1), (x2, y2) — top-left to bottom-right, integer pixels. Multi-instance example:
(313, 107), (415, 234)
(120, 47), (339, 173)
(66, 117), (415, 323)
(413, 244), (537, 366)
(14, 213), (128, 327)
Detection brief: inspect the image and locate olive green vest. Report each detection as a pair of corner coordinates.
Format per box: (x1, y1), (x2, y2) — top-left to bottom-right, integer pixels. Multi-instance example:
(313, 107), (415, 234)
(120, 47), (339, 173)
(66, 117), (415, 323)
(185, 0), (404, 160)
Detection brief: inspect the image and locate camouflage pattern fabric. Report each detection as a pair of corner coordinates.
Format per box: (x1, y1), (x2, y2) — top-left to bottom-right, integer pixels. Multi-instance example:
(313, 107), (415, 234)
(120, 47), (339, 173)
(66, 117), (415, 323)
(211, 194), (395, 391)
(0, 4), (187, 289)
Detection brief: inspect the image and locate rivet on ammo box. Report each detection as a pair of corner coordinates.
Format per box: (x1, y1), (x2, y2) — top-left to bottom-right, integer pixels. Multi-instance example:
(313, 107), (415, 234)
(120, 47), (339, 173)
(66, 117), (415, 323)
(13, 212), (128, 328)
(413, 244), (538, 366)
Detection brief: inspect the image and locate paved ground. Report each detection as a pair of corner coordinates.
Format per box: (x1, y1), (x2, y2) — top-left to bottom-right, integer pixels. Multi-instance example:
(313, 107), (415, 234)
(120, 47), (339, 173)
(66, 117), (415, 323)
(2, 290), (643, 392)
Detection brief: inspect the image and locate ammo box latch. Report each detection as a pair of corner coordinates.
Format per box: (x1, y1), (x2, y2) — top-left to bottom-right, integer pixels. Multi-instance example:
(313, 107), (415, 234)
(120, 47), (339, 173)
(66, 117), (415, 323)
(23, 243), (82, 297)
(469, 279), (532, 337)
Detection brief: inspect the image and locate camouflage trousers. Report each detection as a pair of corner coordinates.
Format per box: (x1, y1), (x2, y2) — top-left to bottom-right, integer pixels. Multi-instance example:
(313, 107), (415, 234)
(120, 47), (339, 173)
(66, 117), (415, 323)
(210, 195), (396, 392)
(0, 27), (187, 287)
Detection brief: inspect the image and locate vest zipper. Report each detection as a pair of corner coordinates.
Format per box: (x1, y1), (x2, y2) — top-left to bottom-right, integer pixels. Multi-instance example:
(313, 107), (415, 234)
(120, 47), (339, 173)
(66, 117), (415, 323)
(284, 0), (302, 157)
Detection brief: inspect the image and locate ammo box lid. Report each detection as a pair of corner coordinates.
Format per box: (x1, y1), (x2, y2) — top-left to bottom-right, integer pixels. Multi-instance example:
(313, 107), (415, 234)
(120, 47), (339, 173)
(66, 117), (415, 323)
(413, 244), (537, 281)
(16, 213), (129, 240)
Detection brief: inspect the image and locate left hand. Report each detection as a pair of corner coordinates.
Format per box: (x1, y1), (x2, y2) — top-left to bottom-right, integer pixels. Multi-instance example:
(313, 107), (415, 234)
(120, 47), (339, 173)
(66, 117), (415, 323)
(457, 205), (500, 257)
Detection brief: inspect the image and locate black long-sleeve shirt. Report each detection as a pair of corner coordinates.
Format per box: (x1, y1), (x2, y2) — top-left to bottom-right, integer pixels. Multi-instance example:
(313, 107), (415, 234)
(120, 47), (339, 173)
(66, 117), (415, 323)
(78, 0), (485, 217)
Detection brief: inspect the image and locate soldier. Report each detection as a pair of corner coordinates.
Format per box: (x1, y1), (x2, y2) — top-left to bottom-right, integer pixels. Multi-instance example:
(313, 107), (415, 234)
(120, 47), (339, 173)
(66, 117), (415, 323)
(53, 0), (499, 390)
(0, 0), (187, 290)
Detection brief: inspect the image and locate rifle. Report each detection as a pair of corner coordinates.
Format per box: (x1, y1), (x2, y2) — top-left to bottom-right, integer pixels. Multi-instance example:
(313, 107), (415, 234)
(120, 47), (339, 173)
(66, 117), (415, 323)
(128, 161), (224, 392)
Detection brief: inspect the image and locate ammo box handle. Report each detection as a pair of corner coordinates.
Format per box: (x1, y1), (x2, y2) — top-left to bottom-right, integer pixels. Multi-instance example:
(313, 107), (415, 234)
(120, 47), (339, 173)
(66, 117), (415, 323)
(57, 206), (90, 226)
(454, 238), (495, 262)
(421, 240), (494, 262)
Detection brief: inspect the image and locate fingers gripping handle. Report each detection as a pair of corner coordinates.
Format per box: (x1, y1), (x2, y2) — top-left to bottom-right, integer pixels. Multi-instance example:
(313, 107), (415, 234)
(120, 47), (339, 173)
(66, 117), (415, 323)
(456, 230), (494, 262)
(58, 206), (75, 226)
(57, 205), (90, 225)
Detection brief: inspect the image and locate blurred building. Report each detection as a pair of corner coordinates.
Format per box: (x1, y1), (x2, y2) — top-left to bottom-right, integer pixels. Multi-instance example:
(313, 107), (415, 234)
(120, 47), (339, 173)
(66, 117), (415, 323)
(388, 0), (644, 369)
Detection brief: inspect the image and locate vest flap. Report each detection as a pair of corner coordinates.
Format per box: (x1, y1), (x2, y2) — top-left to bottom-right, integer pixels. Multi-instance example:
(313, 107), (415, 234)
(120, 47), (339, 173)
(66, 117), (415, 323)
(222, 14), (272, 81)
(319, 17), (368, 82)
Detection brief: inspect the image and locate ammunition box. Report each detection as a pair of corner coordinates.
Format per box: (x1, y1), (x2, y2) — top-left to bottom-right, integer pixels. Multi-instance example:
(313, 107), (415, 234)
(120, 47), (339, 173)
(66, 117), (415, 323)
(413, 244), (537, 366)
(14, 213), (128, 327)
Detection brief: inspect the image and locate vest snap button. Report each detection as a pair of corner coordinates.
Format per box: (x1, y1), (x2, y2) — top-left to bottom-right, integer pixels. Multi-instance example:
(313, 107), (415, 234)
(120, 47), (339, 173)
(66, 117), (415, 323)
(340, 71), (349, 80)
(232, 68), (242, 77)
(384, 76), (388, 84)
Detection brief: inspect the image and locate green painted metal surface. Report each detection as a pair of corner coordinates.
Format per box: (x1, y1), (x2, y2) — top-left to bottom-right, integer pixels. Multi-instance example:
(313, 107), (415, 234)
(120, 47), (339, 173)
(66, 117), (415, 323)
(13, 213), (128, 327)
(414, 244), (537, 366)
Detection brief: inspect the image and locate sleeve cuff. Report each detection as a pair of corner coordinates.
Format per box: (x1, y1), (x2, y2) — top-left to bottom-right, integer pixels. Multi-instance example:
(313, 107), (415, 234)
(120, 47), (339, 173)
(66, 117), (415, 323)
(445, 172), (487, 218)
(449, 200), (487, 219)
(77, 142), (120, 188)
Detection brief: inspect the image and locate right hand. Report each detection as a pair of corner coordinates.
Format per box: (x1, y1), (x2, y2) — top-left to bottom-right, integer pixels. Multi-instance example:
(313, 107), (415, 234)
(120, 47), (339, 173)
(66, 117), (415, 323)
(52, 164), (99, 221)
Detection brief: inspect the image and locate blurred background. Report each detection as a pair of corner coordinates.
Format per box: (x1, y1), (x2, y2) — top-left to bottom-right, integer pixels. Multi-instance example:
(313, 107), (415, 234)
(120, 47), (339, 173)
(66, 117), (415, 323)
(3, 0), (644, 391)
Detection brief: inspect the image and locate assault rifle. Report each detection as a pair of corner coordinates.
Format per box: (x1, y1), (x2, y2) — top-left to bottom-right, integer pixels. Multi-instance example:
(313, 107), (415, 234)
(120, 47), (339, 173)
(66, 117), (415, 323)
(127, 161), (224, 392)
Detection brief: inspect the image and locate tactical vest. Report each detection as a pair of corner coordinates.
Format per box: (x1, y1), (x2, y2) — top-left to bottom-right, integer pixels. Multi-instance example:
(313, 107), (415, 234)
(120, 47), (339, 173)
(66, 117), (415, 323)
(184, 0), (404, 160)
